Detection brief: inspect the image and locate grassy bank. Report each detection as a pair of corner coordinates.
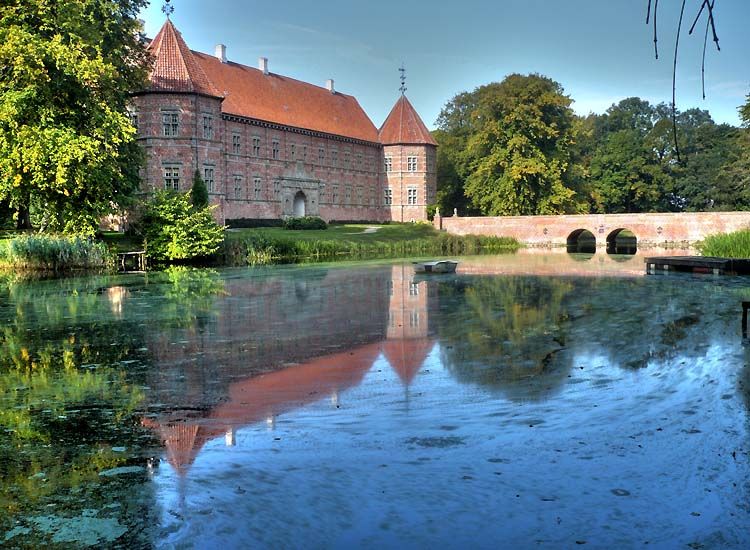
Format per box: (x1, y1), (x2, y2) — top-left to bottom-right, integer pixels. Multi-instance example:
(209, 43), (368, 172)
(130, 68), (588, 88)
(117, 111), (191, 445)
(0, 234), (114, 271)
(223, 223), (520, 265)
(697, 229), (750, 258)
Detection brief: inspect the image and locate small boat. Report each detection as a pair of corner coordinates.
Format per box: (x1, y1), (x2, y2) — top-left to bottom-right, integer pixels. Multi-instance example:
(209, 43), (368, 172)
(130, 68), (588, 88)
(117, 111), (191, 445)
(412, 260), (459, 274)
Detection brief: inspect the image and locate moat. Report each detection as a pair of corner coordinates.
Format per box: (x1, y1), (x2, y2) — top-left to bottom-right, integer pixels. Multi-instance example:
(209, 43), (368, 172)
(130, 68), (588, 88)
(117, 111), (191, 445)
(1, 251), (749, 548)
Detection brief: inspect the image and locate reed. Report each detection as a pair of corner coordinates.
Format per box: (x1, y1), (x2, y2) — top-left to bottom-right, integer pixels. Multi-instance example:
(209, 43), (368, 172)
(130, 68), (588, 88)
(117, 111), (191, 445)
(0, 234), (114, 271)
(223, 231), (520, 265)
(697, 229), (750, 258)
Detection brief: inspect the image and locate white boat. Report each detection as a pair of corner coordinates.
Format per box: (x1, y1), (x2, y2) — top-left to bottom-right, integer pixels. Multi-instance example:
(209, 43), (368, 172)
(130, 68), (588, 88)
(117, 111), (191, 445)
(412, 260), (459, 274)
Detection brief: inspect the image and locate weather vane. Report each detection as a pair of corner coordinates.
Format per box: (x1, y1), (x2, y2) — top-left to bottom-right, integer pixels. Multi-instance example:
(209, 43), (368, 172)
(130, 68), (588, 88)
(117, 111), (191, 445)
(162, 0), (174, 18)
(399, 64), (407, 95)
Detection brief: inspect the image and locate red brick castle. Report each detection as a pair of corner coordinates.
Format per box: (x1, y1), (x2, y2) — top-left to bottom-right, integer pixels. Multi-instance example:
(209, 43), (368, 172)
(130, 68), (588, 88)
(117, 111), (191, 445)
(130, 17), (437, 223)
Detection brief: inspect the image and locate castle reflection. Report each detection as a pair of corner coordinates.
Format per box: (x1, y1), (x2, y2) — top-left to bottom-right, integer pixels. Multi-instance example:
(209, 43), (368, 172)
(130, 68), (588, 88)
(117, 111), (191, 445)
(142, 265), (436, 474)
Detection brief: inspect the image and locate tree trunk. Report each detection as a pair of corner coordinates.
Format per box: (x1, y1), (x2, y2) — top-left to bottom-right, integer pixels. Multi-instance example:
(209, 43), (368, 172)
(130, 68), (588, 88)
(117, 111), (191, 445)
(16, 204), (32, 230)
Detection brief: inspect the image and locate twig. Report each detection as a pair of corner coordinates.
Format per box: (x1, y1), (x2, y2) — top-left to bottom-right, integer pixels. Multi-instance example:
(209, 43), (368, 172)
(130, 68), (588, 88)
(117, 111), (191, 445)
(672, 0), (687, 163)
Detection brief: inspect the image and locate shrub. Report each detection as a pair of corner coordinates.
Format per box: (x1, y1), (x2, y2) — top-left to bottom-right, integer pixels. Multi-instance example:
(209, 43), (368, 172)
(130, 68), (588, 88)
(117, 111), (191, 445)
(0, 234), (112, 270)
(226, 218), (284, 229)
(135, 190), (225, 261)
(190, 170), (209, 209)
(283, 216), (328, 230)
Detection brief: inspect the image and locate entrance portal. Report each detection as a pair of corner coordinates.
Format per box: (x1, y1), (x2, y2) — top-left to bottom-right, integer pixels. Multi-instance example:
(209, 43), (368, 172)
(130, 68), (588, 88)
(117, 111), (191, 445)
(293, 191), (306, 217)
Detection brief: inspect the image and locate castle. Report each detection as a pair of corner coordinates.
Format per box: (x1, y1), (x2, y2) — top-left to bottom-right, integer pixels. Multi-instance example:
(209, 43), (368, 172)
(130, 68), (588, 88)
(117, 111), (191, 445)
(130, 17), (437, 223)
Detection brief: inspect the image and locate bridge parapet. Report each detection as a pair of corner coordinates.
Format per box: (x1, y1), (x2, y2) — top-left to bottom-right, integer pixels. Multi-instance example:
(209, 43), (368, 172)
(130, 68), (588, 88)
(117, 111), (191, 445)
(435, 212), (750, 247)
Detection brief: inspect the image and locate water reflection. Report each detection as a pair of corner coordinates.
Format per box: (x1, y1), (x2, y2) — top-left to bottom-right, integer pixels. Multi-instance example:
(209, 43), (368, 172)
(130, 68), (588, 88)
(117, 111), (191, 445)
(1, 258), (749, 547)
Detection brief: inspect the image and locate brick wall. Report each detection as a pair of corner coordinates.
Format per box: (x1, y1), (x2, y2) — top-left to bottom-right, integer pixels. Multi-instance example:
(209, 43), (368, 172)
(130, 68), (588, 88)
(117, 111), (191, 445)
(132, 92), (439, 224)
(435, 212), (750, 246)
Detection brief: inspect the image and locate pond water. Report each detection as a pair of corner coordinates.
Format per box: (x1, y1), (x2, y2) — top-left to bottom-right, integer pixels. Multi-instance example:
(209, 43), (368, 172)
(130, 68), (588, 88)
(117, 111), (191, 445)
(1, 250), (749, 548)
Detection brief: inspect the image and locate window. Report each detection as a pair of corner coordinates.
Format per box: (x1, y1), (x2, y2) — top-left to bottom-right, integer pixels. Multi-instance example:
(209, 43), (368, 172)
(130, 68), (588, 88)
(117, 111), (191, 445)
(384, 188), (393, 205)
(356, 153), (363, 168)
(273, 180), (281, 201)
(204, 166), (215, 193)
(331, 149), (338, 167)
(252, 137), (261, 156)
(332, 185), (339, 204)
(345, 186), (351, 205)
(410, 282), (420, 296)
(385, 156), (392, 173)
(344, 150), (350, 168)
(407, 187), (417, 205)
(162, 111), (179, 137)
(234, 175), (243, 199)
(232, 134), (241, 154)
(128, 110), (139, 132)
(407, 156), (418, 172)
(290, 143), (296, 161)
(409, 310), (420, 328)
(163, 165), (180, 190)
(356, 186), (363, 205)
(202, 114), (214, 139)
(319, 184), (326, 203)
(318, 147), (325, 165)
(254, 177), (262, 200)
(303, 145), (308, 162)
(272, 140), (280, 160)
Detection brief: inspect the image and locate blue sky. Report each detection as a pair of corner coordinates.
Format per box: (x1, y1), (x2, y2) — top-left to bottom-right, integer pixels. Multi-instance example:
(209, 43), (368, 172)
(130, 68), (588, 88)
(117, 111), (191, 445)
(140, 0), (750, 129)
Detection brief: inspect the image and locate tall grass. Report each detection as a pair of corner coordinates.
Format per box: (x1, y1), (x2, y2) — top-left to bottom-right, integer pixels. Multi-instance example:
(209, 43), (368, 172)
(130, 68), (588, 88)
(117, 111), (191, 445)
(0, 234), (114, 271)
(224, 232), (520, 265)
(697, 229), (750, 258)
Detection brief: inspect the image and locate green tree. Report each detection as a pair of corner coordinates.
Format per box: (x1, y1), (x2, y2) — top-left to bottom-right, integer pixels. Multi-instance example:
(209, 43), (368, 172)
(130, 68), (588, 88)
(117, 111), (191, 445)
(139, 190), (225, 261)
(438, 74), (585, 216)
(0, 0), (150, 233)
(191, 169), (209, 209)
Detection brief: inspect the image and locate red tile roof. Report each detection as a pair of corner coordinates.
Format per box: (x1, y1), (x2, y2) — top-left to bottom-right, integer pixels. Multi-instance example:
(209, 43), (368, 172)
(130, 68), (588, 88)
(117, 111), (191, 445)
(145, 20), (381, 143)
(382, 338), (434, 386)
(379, 95), (438, 146)
(146, 19), (220, 97)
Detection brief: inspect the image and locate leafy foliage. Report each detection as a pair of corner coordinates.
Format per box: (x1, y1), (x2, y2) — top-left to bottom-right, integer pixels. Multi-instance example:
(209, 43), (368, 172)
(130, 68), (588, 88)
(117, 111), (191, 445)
(697, 229), (750, 258)
(137, 191), (225, 261)
(0, 234), (112, 270)
(0, 0), (150, 233)
(283, 216), (328, 230)
(190, 169), (209, 210)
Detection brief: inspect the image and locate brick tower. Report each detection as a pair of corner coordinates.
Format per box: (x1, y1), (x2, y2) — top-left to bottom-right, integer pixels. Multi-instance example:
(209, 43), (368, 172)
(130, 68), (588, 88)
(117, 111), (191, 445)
(379, 95), (438, 222)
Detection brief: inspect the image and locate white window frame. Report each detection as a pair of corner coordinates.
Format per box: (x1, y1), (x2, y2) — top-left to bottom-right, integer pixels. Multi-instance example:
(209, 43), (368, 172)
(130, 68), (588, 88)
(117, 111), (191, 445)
(202, 114), (214, 139)
(252, 136), (261, 156)
(232, 134), (241, 154)
(162, 111), (179, 137)
(407, 186), (417, 205)
(233, 175), (243, 199)
(163, 165), (180, 190)
(407, 156), (418, 172)
(384, 188), (393, 205)
(385, 156), (393, 173)
(203, 166), (215, 193)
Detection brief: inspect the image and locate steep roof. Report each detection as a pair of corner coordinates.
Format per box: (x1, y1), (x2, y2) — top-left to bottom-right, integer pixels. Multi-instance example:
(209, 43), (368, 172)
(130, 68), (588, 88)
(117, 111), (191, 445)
(144, 19), (381, 143)
(382, 338), (434, 386)
(146, 19), (221, 97)
(379, 95), (438, 146)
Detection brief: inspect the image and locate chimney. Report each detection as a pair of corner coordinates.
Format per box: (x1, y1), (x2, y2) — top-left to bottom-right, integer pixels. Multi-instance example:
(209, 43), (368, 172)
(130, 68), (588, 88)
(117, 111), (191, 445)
(326, 79), (335, 94)
(215, 44), (227, 63)
(259, 57), (269, 75)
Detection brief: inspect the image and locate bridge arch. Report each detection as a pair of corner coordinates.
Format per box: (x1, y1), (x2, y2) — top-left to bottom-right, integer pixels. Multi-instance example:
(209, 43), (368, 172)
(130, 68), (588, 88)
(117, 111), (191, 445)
(566, 229), (596, 254)
(606, 228), (637, 255)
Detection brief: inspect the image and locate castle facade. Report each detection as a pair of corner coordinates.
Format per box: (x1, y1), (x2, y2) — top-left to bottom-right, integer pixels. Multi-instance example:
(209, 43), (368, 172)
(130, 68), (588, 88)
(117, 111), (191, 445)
(131, 19), (437, 223)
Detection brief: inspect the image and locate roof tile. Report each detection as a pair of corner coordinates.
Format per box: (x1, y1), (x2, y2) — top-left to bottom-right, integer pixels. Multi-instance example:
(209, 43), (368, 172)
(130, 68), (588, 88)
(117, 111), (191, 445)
(379, 95), (437, 146)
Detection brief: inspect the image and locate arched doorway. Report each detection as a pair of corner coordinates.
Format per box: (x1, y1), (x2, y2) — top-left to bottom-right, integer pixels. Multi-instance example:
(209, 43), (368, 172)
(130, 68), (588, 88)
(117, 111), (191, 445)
(606, 228), (637, 255)
(567, 229), (596, 254)
(293, 191), (306, 217)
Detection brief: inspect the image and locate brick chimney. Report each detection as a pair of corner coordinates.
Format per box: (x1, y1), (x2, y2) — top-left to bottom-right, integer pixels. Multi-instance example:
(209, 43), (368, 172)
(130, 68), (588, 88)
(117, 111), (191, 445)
(215, 44), (227, 63)
(326, 79), (335, 94)
(259, 57), (269, 75)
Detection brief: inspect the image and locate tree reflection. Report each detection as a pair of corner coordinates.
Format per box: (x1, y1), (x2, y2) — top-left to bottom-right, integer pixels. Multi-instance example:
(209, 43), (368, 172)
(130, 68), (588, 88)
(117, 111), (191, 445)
(436, 276), (575, 401)
(0, 274), (157, 546)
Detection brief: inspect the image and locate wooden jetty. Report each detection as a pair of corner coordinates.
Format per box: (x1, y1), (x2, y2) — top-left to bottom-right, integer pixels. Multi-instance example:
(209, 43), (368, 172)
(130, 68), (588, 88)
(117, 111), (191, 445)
(117, 251), (146, 273)
(645, 256), (750, 276)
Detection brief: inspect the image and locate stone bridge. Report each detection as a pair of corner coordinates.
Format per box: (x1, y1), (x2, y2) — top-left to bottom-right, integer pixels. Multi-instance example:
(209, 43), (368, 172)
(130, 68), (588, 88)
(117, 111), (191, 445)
(435, 211), (750, 248)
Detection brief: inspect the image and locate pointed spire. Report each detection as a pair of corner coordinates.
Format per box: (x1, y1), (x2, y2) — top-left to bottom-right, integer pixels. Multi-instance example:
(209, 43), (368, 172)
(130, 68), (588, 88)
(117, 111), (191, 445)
(399, 64), (407, 96)
(379, 95), (437, 146)
(161, 0), (174, 18)
(146, 18), (221, 97)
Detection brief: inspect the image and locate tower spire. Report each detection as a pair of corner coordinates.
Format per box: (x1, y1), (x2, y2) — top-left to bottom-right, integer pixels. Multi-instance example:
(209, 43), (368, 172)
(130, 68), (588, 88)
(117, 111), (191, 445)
(399, 63), (407, 96)
(162, 0), (174, 18)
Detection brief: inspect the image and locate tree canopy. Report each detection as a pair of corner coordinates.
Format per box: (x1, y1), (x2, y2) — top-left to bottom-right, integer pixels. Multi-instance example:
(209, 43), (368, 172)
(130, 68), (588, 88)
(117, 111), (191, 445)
(0, 0), (150, 233)
(434, 77), (749, 216)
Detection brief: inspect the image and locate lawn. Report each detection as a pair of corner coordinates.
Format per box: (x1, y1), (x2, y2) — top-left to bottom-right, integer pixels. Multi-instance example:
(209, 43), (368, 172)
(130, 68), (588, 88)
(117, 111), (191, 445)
(226, 223), (442, 245)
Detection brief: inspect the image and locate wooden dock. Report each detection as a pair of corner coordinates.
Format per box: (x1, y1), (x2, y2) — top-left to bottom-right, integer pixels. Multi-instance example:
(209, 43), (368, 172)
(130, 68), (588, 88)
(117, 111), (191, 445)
(645, 256), (750, 276)
(117, 251), (146, 273)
